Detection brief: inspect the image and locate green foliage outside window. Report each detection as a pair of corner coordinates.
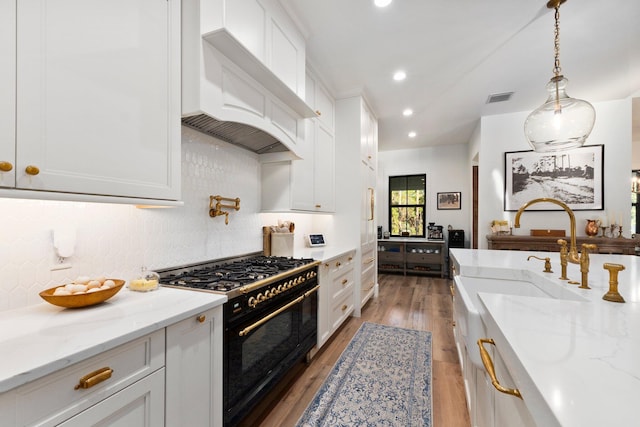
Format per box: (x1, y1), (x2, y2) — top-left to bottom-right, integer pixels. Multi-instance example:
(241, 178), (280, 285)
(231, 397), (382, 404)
(389, 174), (426, 237)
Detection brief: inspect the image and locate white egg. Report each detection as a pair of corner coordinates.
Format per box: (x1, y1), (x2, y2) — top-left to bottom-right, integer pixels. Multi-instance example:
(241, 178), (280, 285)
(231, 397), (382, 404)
(100, 284), (110, 290)
(74, 276), (91, 285)
(64, 283), (76, 291)
(87, 287), (101, 293)
(72, 291), (86, 295)
(68, 284), (87, 293)
(95, 276), (107, 284)
(87, 280), (101, 289)
(103, 280), (116, 288)
(53, 287), (71, 296)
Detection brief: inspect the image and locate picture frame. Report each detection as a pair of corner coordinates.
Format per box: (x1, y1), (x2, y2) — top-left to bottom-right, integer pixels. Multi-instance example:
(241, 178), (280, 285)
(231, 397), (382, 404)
(437, 192), (461, 210)
(504, 144), (604, 212)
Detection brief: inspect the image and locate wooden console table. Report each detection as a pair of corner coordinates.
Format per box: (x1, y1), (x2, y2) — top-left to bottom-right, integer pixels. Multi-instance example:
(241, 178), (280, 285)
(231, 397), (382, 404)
(487, 234), (638, 255)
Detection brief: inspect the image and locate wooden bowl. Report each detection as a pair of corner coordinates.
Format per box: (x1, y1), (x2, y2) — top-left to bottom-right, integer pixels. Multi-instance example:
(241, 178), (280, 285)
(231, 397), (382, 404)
(39, 280), (125, 308)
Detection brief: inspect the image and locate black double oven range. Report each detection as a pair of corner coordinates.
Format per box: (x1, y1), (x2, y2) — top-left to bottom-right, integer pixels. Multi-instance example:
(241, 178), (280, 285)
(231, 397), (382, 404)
(158, 252), (320, 427)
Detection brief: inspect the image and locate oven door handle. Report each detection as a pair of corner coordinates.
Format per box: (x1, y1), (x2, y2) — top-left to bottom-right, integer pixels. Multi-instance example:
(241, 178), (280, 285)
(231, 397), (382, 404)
(239, 285), (320, 337)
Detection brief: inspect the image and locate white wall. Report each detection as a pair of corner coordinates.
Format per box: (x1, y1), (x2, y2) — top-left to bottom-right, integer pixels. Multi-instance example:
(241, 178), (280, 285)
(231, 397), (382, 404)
(478, 98), (632, 248)
(377, 143), (470, 243)
(0, 127), (269, 311)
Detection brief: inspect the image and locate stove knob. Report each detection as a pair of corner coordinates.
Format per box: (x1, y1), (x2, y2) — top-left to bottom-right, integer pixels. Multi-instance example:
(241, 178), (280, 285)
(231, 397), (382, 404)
(257, 293), (265, 302)
(248, 297), (257, 308)
(286, 280), (293, 289)
(271, 287), (278, 296)
(277, 284), (284, 293)
(306, 271), (312, 279)
(265, 289), (272, 298)
(299, 276), (306, 283)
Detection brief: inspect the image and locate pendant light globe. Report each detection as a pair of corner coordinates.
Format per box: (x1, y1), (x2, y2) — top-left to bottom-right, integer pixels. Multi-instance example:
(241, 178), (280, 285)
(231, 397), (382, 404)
(524, 0), (595, 152)
(524, 76), (596, 152)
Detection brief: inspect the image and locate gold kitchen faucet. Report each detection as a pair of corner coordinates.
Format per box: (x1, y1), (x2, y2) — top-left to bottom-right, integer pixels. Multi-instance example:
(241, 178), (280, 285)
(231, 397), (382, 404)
(514, 198), (579, 264)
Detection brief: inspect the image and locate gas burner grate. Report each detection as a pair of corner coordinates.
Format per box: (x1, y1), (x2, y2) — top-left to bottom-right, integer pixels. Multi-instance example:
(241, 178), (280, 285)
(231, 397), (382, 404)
(160, 255), (315, 293)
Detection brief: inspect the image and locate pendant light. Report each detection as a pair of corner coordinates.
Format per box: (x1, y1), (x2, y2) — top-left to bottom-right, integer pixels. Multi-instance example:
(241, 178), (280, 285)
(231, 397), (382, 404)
(524, 0), (595, 152)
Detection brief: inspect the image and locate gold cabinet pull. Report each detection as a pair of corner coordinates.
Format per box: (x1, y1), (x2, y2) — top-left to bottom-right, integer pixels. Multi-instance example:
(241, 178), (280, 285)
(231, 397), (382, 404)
(315, 204), (321, 208)
(348, 256), (353, 261)
(197, 315), (206, 323)
(336, 261), (341, 267)
(25, 165), (40, 176)
(315, 110), (322, 116)
(368, 187), (374, 221)
(364, 257), (375, 264)
(341, 279), (348, 285)
(341, 304), (347, 311)
(477, 338), (522, 399)
(0, 161), (13, 172)
(74, 367), (113, 390)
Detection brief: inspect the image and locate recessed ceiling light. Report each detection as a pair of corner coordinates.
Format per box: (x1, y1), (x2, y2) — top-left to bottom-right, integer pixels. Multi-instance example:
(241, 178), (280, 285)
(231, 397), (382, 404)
(408, 131), (417, 138)
(403, 108), (413, 117)
(393, 70), (406, 81)
(374, 0), (392, 7)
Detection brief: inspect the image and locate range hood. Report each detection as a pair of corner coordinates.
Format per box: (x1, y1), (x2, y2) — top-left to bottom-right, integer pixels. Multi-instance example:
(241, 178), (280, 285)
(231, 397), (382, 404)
(182, 114), (288, 155)
(181, 6), (316, 159)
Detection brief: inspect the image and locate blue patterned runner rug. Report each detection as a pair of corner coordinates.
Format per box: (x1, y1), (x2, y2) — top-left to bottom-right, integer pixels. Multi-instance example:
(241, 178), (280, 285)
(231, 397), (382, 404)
(296, 322), (433, 427)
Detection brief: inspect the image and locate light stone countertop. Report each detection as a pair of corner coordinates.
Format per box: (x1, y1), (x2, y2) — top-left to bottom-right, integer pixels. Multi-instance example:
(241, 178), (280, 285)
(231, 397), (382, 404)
(450, 248), (640, 427)
(0, 286), (226, 393)
(294, 245), (357, 261)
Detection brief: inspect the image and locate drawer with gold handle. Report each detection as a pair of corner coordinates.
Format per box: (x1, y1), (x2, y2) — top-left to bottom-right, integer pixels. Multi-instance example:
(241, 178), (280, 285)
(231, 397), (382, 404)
(74, 367), (113, 390)
(477, 338), (522, 399)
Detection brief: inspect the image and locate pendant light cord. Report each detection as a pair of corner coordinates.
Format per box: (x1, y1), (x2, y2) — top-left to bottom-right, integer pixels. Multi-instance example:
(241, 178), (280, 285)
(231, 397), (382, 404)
(553, 5), (562, 113)
(553, 6), (562, 77)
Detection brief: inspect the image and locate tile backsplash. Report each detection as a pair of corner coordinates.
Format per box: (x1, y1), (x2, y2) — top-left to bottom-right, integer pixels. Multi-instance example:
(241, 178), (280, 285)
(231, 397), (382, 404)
(0, 127), (263, 311)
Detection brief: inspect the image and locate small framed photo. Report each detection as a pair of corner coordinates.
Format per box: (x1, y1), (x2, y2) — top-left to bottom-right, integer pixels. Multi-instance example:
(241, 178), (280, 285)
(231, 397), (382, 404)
(437, 192), (461, 210)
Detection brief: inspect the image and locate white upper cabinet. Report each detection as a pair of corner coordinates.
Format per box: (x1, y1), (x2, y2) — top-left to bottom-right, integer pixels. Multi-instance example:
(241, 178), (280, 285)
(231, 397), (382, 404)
(0, 0), (15, 188)
(306, 69), (335, 131)
(290, 117), (335, 212)
(3, 0), (181, 202)
(360, 102), (377, 168)
(290, 69), (335, 212)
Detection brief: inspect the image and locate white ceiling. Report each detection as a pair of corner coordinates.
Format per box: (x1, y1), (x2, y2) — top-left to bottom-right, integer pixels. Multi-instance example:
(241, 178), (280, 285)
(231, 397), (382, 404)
(281, 0), (640, 152)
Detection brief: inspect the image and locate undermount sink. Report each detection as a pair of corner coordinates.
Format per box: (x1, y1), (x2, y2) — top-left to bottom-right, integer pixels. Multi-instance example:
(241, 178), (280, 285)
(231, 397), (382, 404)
(453, 273), (587, 368)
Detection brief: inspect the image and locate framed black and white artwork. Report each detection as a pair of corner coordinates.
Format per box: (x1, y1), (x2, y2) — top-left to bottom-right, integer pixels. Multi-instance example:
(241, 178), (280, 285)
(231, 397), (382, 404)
(437, 192), (461, 210)
(504, 144), (604, 211)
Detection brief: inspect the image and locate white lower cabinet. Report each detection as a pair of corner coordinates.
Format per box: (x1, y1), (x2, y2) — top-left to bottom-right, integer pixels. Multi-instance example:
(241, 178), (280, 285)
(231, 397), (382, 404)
(360, 244), (376, 308)
(165, 307), (223, 427)
(58, 369), (165, 427)
(3, 330), (164, 426)
(0, 306), (224, 427)
(317, 250), (356, 349)
(453, 292), (537, 427)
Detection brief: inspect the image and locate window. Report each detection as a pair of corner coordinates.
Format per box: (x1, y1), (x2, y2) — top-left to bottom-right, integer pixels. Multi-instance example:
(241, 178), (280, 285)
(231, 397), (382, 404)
(389, 174), (426, 237)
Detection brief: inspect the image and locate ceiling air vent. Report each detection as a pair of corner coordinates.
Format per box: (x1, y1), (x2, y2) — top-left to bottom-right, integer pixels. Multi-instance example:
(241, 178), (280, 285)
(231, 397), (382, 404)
(486, 92), (514, 104)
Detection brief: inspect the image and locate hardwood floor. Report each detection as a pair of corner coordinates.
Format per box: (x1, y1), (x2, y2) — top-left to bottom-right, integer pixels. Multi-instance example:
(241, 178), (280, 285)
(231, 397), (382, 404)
(242, 273), (471, 427)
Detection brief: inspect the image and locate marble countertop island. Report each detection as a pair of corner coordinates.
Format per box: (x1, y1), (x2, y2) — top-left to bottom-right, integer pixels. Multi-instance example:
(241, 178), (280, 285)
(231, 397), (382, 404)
(450, 248), (640, 427)
(0, 287), (226, 393)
